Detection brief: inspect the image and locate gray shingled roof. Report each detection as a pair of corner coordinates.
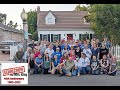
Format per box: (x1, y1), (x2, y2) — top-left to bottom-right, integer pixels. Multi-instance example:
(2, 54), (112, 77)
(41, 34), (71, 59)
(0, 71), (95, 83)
(37, 11), (91, 30)
(0, 22), (23, 33)
(0, 23), (31, 35)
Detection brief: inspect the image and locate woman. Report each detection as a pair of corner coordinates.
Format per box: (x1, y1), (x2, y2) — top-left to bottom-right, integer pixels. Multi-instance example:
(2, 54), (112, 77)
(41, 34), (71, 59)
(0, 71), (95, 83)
(79, 53), (91, 74)
(69, 52), (76, 61)
(51, 55), (60, 74)
(44, 53), (51, 74)
(91, 43), (100, 59)
(23, 47), (32, 63)
(72, 56), (82, 76)
(91, 55), (100, 75)
(108, 56), (117, 76)
(62, 46), (69, 55)
(100, 55), (109, 74)
(75, 46), (82, 58)
(99, 43), (109, 60)
(69, 46), (75, 56)
(34, 47), (41, 59)
(28, 53), (35, 75)
(34, 54), (44, 74)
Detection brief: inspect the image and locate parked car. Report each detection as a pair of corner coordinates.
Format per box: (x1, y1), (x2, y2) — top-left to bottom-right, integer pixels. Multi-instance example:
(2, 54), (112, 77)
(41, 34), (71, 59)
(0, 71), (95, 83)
(0, 40), (20, 53)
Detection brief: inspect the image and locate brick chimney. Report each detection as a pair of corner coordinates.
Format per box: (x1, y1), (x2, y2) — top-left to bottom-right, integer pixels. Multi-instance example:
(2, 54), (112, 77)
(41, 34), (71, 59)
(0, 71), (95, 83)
(37, 6), (40, 30)
(37, 6), (40, 13)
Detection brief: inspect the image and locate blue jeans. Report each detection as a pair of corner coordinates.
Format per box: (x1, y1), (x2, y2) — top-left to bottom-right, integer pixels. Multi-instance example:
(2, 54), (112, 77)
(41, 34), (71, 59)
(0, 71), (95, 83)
(62, 67), (71, 75)
(82, 66), (91, 74)
(34, 64), (44, 74)
(92, 69), (100, 75)
(72, 66), (82, 76)
(108, 71), (117, 76)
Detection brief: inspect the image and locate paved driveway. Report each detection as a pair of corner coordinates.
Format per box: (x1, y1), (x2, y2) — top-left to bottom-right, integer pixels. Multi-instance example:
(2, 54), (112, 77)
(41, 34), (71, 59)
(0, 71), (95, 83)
(0, 52), (10, 61)
(1, 72), (120, 86)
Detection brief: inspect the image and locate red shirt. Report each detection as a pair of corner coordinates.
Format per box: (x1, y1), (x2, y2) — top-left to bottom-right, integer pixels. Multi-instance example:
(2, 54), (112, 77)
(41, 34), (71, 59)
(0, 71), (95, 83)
(69, 55), (76, 61)
(34, 52), (40, 59)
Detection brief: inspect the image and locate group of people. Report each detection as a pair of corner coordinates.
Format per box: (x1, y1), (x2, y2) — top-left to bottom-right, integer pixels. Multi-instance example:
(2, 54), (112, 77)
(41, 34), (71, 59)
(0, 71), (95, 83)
(14, 36), (118, 77)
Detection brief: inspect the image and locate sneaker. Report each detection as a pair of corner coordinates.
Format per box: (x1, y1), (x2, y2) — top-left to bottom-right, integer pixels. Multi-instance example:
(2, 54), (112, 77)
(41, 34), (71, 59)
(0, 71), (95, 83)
(48, 69), (51, 73)
(77, 73), (80, 76)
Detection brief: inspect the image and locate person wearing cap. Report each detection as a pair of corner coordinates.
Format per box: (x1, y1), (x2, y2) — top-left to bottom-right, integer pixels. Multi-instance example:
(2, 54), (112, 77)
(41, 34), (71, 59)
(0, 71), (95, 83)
(53, 41), (61, 52)
(79, 53), (91, 74)
(59, 57), (75, 77)
(44, 44), (54, 59)
(52, 47), (62, 63)
(83, 44), (92, 59)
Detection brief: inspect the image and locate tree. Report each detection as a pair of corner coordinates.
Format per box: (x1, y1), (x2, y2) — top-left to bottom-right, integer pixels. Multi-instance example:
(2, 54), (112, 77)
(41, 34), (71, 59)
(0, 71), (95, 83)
(32, 31), (38, 41)
(74, 4), (89, 11)
(88, 4), (120, 45)
(0, 13), (7, 24)
(27, 10), (37, 41)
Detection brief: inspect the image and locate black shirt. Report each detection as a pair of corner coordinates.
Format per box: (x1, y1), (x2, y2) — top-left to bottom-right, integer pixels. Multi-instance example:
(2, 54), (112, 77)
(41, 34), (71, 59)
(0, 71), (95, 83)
(99, 48), (109, 59)
(75, 49), (82, 58)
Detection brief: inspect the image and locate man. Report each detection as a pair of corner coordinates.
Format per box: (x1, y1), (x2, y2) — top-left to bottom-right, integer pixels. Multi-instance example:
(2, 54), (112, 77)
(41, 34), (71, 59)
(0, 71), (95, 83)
(45, 45), (54, 59)
(15, 47), (24, 63)
(59, 57), (75, 77)
(102, 36), (111, 51)
(52, 47), (62, 63)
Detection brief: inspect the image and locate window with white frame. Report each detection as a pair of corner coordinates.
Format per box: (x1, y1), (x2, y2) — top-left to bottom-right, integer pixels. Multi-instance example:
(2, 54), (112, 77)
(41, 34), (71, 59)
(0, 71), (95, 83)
(53, 34), (59, 42)
(42, 34), (48, 41)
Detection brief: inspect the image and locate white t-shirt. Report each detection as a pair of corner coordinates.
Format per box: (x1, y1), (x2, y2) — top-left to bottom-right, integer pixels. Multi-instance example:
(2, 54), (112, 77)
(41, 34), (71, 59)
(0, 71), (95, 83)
(45, 48), (54, 58)
(79, 57), (90, 67)
(83, 49), (92, 58)
(74, 60), (82, 67)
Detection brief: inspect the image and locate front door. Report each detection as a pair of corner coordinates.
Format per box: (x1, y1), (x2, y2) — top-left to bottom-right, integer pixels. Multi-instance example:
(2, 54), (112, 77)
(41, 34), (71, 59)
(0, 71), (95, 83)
(67, 34), (73, 41)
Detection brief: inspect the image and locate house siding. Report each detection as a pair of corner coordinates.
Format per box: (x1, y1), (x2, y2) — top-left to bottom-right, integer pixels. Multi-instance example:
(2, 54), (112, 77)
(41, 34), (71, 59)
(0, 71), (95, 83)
(38, 30), (94, 42)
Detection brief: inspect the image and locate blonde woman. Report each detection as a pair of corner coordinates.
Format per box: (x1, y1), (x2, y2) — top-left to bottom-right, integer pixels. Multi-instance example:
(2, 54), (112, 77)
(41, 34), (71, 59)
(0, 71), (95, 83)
(108, 56), (117, 76)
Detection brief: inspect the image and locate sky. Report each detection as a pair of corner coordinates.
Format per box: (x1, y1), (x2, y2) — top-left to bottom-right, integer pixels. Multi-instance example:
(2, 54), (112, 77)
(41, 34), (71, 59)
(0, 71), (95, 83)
(0, 4), (87, 29)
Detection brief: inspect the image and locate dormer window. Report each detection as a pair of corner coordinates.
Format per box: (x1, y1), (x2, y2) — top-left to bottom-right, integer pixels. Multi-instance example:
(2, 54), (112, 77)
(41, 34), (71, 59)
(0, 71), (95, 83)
(45, 10), (56, 25)
(48, 18), (53, 24)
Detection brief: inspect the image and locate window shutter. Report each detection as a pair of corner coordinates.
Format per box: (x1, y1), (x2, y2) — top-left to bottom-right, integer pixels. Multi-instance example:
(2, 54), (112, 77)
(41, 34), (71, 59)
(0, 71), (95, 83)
(51, 34), (53, 42)
(90, 34), (93, 41)
(48, 34), (50, 42)
(40, 34), (42, 41)
(59, 34), (61, 41)
(79, 34), (81, 40)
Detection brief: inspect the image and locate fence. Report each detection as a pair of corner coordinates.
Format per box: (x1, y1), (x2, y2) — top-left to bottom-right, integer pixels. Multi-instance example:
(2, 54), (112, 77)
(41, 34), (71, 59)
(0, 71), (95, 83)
(111, 45), (120, 61)
(10, 45), (18, 60)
